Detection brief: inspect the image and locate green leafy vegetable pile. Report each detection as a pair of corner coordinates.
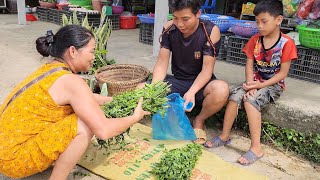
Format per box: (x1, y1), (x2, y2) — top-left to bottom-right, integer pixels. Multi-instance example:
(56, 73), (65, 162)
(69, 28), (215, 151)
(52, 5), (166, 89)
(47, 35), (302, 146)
(150, 144), (203, 180)
(101, 81), (170, 118)
(96, 81), (171, 151)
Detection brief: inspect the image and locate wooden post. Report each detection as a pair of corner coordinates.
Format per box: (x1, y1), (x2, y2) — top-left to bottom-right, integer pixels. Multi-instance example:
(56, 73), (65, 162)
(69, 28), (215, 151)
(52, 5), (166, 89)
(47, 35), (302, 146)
(17, 0), (26, 25)
(152, 0), (169, 56)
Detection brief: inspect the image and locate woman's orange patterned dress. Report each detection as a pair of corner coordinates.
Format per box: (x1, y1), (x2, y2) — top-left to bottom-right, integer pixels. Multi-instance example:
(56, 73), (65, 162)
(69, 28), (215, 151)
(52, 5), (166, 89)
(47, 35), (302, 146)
(0, 63), (78, 178)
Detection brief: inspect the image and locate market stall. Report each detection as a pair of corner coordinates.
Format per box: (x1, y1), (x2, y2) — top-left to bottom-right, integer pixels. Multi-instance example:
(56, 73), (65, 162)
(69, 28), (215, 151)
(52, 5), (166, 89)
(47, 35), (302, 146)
(31, 0), (320, 84)
(199, 0), (320, 84)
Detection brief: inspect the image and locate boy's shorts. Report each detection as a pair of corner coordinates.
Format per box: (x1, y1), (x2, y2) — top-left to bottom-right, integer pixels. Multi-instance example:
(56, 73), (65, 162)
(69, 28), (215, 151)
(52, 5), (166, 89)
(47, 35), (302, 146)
(229, 83), (283, 111)
(164, 74), (217, 106)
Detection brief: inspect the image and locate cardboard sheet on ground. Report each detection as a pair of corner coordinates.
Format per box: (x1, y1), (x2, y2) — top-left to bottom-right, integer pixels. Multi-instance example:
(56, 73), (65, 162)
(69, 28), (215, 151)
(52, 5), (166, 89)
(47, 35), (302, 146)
(78, 123), (268, 180)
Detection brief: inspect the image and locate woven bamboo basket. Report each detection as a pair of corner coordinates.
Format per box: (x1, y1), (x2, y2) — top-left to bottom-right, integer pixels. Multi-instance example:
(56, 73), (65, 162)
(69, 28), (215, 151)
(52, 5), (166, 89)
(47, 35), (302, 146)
(95, 64), (150, 96)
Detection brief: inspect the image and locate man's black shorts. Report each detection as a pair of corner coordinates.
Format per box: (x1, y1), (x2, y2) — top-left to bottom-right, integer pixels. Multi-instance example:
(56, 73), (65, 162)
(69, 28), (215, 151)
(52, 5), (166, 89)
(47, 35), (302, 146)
(164, 74), (217, 107)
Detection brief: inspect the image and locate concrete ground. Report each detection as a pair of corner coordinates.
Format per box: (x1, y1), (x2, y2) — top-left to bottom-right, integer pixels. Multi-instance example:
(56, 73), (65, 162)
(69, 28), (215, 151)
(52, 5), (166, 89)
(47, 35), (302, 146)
(0, 14), (319, 180)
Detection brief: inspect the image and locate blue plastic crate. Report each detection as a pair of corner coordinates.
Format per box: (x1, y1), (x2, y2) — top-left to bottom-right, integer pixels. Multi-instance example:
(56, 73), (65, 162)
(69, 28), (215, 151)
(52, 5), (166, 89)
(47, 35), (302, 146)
(231, 21), (258, 38)
(229, 19), (252, 26)
(137, 14), (154, 24)
(209, 16), (235, 33)
(199, 14), (221, 21)
(211, 20), (232, 33)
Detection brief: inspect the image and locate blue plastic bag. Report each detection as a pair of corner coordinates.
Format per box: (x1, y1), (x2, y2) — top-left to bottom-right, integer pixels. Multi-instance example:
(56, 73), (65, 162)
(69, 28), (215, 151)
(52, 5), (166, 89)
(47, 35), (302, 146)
(152, 93), (197, 140)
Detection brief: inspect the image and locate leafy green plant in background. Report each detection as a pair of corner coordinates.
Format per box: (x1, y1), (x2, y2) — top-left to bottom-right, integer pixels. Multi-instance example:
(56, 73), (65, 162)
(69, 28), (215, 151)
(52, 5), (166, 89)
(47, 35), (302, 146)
(62, 11), (115, 75)
(261, 122), (320, 163)
(91, 12), (114, 74)
(199, 107), (320, 164)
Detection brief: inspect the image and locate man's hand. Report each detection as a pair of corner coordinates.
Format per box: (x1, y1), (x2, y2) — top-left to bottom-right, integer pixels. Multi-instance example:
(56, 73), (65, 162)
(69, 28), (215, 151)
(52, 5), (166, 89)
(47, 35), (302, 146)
(243, 81), (262, 91)
(152, 48), (171, 83)
(183, 91), (195, 112)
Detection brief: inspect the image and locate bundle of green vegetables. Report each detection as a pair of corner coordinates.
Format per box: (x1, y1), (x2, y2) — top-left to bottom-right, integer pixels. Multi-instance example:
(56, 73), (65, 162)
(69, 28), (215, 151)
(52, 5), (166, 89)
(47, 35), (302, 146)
(97, 81), (171, 150)
(150, 144), (203, 180)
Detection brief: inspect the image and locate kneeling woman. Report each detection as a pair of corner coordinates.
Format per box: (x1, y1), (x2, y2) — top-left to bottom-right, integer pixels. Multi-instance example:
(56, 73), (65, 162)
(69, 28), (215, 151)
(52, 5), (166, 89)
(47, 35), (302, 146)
(0, 25), (150, 179)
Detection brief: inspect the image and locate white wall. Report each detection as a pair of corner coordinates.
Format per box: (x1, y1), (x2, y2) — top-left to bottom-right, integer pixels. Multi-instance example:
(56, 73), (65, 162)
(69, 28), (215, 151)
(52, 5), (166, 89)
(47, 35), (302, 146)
(152, 0), (169, 56)
(17, 0), (26, 25)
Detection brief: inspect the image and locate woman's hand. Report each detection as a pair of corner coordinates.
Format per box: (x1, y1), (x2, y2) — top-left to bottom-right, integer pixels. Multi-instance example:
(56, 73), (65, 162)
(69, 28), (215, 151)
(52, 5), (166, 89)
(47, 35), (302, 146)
(93, 93), (113, 105)
(132, 97), (151, 122)
(104, 96), (113, 104)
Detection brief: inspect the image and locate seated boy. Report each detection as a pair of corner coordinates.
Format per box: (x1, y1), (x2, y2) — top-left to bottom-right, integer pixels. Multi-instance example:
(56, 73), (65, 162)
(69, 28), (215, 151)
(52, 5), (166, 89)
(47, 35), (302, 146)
(204, 0), (298, 165)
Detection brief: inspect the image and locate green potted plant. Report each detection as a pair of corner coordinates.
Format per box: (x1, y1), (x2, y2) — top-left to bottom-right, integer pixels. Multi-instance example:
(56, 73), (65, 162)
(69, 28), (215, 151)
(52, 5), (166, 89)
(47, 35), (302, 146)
(39, 0), (57, 8)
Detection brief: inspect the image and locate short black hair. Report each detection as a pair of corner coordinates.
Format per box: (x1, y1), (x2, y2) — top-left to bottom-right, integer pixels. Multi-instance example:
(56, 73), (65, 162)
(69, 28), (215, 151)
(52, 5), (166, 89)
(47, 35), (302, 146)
(253, 0), (283, 17)
(169, 0), (201, 15)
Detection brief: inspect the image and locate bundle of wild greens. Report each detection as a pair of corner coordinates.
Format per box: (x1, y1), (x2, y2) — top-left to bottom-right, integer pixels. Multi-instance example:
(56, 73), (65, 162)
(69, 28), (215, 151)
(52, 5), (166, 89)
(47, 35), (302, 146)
(150, 144), (203, 180)
(102, 81), (170, 118)
(97, 81), (171, 151)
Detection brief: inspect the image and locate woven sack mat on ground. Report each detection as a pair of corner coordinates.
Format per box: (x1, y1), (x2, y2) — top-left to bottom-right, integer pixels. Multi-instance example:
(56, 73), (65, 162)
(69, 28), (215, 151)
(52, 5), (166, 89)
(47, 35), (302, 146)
(78, 123), (268, 180)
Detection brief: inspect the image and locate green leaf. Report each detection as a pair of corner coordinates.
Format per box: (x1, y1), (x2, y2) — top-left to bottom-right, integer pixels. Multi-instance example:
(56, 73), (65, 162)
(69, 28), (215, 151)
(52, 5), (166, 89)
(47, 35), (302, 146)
(100, 83), (108, 96)
(62, 14), (69, 26)
(150, 144), (202, 179)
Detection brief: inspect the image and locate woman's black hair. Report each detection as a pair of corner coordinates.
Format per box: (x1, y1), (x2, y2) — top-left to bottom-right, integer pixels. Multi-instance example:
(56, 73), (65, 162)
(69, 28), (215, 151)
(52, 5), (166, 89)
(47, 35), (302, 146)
(169, 0), (201, 15)
(36, 25), (94, 58)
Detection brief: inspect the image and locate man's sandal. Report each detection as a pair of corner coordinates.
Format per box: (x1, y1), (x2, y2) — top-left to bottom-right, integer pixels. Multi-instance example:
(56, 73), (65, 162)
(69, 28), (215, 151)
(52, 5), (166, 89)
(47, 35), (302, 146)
(193, 128), (207, 144)
(203, 136), (231, 148)
(238, 150), (264, 166)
